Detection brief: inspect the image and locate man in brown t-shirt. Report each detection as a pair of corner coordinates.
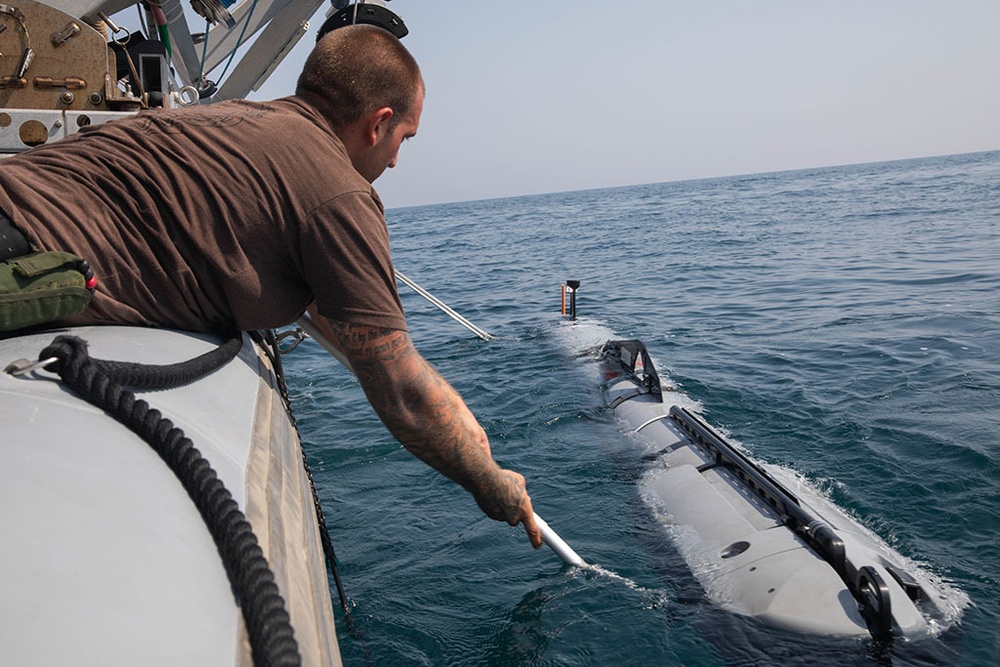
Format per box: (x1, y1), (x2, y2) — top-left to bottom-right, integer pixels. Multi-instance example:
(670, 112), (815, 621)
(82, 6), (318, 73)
(0, 25), (542, 549)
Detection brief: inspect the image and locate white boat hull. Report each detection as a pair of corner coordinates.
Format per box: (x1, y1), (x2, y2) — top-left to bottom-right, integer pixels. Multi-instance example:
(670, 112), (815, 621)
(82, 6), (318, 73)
(1, 326), (341, 666)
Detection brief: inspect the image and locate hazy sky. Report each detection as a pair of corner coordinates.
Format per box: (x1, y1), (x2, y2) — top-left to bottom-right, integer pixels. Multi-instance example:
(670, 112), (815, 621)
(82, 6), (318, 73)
(248, 1), (999, 208)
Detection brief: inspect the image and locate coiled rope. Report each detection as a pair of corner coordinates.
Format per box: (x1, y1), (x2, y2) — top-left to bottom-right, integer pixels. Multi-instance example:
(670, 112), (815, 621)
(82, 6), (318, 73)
(37, 333), (301, 667)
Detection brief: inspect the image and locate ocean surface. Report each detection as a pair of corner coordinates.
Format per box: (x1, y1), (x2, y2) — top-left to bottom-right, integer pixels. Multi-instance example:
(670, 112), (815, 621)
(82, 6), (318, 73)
(283, 150), (999, 666)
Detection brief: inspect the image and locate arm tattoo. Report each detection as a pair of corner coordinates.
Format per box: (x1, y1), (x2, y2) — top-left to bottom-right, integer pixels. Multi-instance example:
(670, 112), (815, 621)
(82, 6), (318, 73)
(326, 319), (525, 524)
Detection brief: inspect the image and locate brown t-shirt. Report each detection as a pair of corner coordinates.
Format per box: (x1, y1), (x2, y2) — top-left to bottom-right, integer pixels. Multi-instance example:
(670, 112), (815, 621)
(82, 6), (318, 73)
(0, 97), (407, 333)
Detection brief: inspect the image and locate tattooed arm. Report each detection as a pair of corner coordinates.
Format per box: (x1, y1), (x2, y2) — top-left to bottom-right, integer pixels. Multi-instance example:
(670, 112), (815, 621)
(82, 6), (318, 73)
(308, 310), (541, 548)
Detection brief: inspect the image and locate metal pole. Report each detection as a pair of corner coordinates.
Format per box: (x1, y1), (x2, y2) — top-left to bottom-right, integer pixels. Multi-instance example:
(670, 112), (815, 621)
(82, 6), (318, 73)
(395, 270), (494, 341)
(534, 513), (585, 566)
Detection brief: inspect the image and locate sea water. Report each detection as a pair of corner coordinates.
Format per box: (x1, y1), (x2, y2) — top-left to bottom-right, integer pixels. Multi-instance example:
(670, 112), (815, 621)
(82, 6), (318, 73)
(283, 150), (999, 666)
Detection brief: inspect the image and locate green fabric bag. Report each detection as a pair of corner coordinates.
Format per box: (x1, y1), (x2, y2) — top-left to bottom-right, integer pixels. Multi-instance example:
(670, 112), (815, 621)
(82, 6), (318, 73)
(0, 251), (93, 332)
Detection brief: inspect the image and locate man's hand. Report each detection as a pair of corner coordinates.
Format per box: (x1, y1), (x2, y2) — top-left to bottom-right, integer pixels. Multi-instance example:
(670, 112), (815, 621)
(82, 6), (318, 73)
(472, 468), (542, 549)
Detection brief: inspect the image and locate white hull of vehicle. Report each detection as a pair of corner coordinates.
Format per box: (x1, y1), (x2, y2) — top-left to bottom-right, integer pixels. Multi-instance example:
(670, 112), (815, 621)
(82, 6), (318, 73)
(1, 326), (341, 666)
(598, 339), (962, 640)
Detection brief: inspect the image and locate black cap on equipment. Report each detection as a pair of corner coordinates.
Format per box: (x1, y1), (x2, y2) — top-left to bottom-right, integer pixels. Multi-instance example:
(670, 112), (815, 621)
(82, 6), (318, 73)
(316, 2), (409, 42)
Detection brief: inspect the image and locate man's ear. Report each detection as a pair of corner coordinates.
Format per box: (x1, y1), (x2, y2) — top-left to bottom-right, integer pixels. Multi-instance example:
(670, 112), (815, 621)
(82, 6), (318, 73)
(364, 106), (395, 146)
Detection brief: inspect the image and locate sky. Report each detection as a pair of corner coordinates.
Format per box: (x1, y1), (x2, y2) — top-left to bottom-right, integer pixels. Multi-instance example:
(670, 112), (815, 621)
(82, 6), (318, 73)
(245, 1), (1000, 208)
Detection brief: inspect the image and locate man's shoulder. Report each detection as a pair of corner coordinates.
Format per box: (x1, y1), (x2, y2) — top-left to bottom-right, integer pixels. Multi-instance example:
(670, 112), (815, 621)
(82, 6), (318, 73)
(126, 97), (317, 135)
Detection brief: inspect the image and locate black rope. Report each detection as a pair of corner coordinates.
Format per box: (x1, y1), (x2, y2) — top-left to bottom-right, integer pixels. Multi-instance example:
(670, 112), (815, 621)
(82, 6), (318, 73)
(38, 334), (301, 667)
(303, 455), (350, 611)
(255, 330), (351, 615)
(256, 329), (373, 665)
(90, 332), (244, 390)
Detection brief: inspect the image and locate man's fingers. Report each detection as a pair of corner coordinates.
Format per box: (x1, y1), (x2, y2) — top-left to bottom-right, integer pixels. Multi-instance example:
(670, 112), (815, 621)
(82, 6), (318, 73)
(503, 470), (542, 548)
(483, 468), (542, 548)
(521, 507), (542, 549)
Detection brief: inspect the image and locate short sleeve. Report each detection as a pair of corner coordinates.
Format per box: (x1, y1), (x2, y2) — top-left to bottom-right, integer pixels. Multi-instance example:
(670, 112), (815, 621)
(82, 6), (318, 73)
(298, 190), (408, 331)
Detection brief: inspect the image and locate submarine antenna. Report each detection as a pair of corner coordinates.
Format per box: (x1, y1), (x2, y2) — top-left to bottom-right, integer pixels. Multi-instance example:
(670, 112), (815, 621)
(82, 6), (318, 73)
(562, 280), (581, 320)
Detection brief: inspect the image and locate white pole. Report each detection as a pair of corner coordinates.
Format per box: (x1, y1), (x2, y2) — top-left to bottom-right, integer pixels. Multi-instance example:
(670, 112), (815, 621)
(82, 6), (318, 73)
(295, 313), (352, 373)
(395, 269), (494, 341)
(533, 513), (585, 566)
